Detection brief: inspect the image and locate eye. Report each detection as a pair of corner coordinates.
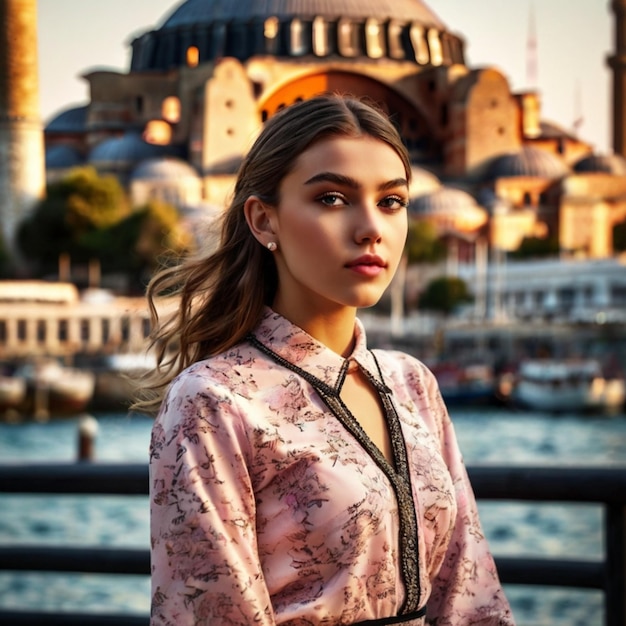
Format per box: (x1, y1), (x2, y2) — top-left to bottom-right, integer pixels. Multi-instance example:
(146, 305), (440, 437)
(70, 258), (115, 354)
(317, 192), (348, 207)
(379, 195), (408, 211)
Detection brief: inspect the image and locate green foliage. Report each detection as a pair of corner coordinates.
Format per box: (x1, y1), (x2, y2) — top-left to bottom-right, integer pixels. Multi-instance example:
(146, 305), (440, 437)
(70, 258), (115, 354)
(133, 199), (192, 266)
(405, 220), (446, 264)
(17, 166), (131, 274)
(509, 234), (559, 259)
(57, 166), (130, 231)
(419, 276), (472, 315)
(613, 219), (626, 252)
(16, 167), (189, 283)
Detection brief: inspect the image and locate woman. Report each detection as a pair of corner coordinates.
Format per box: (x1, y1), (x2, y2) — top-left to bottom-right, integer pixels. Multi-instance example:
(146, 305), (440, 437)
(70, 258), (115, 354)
(140, 94), (515, 625)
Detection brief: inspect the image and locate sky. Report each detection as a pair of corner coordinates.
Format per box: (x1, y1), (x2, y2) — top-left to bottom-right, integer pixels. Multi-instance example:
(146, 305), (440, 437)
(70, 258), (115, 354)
(37, 0), (612, 154)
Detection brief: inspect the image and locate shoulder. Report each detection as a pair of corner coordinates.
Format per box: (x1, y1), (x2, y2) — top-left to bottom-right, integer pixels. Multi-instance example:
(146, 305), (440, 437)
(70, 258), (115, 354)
(371, 348), (439, 392)
(371, 348), (448, 434)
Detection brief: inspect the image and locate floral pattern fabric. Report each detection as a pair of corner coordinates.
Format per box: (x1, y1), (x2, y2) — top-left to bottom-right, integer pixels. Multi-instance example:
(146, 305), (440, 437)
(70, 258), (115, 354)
(149, 308), (515, 625)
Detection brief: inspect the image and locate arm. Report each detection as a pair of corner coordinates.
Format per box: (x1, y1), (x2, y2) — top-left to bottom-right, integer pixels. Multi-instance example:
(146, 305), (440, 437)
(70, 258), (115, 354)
(149, 372), (274, 626)
(422, 371), (515, 625)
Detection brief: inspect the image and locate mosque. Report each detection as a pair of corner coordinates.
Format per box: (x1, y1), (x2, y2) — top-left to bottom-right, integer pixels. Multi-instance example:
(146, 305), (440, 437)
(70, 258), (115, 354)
(2, 0), (626, 265)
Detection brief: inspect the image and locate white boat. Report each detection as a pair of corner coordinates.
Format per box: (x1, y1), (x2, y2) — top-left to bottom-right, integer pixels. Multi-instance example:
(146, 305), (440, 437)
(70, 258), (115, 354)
(512, 359), (626, 413)
(0, 374), (27, 417)
(16, 359), (96, 418)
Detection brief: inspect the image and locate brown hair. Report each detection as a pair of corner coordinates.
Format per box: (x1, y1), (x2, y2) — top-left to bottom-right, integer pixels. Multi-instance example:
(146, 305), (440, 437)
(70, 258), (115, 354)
(133, 94), (411, 415)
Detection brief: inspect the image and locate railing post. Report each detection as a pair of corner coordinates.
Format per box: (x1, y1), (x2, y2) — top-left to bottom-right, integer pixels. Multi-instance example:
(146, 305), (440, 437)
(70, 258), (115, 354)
(605, 504), (626, 626)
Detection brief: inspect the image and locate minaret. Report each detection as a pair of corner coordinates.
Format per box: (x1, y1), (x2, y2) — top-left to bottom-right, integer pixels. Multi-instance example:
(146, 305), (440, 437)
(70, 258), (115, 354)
(609, 0), (626, 157)
(0, 0), (45, 268)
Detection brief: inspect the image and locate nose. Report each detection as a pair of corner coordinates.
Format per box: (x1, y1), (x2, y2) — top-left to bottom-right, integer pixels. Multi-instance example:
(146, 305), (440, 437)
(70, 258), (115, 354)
(354, 202), (383, 244)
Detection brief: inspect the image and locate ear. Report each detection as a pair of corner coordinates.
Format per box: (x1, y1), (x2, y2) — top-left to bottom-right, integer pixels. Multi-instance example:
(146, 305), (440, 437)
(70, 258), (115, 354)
(244, 195), (277, 246)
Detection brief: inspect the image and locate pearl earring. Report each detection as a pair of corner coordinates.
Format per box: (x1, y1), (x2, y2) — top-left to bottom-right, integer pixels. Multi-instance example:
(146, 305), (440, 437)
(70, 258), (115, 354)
(267, 242), (277, 252)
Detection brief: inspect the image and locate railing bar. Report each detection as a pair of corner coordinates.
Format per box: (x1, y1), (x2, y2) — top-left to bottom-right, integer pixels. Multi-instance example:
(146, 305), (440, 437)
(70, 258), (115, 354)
(0, 610), (148, 626)
(0, 546), (149, 575)
(0, 463), (148, 495)
(0, 545), (606, 590)
(605, 504), (626, 626)
(495, 556), (605, 589)
(1, 464), (625, 502)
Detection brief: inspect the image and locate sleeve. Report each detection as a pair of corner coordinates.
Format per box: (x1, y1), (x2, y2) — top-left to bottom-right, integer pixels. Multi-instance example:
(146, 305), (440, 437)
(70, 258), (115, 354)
(421, 369), (516, 626)
(149, 373), (275, 626)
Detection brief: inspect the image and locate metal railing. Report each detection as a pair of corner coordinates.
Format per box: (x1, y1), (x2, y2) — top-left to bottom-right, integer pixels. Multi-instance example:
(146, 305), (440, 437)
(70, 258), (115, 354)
(0, 463), (624, 625)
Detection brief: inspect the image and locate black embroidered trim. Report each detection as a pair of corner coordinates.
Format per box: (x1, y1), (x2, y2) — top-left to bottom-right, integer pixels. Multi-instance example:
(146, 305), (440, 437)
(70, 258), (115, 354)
(246, 334), (422, 615)
(353, 605), (427, 624)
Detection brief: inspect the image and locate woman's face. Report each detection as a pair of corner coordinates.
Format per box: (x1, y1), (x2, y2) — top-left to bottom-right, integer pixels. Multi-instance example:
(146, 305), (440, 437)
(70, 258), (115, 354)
(269, 134), (409, 318)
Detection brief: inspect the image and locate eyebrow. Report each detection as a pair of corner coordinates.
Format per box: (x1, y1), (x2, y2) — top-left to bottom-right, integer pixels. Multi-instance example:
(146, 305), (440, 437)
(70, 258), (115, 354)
(304, 172), (408, 191)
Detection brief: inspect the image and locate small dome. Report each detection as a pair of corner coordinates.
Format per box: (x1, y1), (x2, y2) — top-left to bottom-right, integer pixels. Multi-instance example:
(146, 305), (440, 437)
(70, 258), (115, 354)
(45, 105), (88, 133)
(131, 157), (200, 182)
(573, 153), (626, 175)
(88, 133), (166, 169)
(409, 165), (440, 197)
(45, 145), (84, 170)
(409, 186), (487, 232)
(486, 146), (570, 180)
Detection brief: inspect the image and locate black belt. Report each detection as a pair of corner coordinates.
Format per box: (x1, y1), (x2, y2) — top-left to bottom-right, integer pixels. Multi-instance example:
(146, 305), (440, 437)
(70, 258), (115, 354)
(353, 606), (427, 625)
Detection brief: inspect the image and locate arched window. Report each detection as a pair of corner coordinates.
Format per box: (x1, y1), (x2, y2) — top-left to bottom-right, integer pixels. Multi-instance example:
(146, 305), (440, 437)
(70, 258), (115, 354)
(161, 96), (181, 123)
(365, 19), (385, 59)
(410, 24), (429, 65)
(144, 120), (172, 145)
(388, 21), (405, 59)
(290, 18), (306, 55)
(186, 46), (199, 67)
(264, 17), (279, 54)
(427, 29), (443, 66)
(313, 16), (330, 56)
(338, 19), (359, 57)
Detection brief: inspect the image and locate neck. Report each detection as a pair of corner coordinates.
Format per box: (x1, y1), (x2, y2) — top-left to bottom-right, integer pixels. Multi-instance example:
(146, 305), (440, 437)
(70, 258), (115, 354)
(272, 301), (357, 357)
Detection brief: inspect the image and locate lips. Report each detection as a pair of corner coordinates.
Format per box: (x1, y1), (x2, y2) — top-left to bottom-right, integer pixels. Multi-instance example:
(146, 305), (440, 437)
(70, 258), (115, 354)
(345, 254), (386, 269)
(345, 255), (387, 277)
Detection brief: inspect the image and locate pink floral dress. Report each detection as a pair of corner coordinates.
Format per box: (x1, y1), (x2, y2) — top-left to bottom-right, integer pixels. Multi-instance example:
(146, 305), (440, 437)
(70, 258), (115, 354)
(149, 308), (515, 625)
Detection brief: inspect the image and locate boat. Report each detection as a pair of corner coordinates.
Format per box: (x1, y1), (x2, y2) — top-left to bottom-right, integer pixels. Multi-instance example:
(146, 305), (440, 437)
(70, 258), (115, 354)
(430, 361), (496, 405)
(0, 374), (27, 418)
(15, 359), (96, 418)
(511, 359), (625, 413)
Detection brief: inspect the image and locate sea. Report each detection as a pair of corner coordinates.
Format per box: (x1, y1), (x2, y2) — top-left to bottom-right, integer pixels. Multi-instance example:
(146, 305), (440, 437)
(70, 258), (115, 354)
(0, 407), (625, 626)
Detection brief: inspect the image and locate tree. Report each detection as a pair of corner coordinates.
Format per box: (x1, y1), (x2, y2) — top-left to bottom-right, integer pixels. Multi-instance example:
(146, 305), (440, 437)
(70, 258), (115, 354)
(405, 220), (446, 264)
(509, 234), (559, 259)
(133, 199), (193, 268)
(419, 276), (472, 315)
(17, 166), (131, 275)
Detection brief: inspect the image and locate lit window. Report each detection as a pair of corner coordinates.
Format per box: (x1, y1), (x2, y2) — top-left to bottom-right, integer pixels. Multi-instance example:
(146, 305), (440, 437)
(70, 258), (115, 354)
(410, 24), (429, 65)
(388, 21), (405, 59)
(144, 120), (172, 145)
(161, 96), (181, 123)
(265, 17), (279, 39)
(313, 16), (329, 56)
(290, 18), (306, 55)
(186, 46), (199, 67)
(365, 19), (385, 59)
(338, 19), (359, 57)
(427, 29), (443, 66)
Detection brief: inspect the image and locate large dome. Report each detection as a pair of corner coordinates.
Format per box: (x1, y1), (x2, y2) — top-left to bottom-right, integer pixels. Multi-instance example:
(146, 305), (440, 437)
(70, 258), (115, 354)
(130, 0), (463, 72)
(160, 0), (446, 28)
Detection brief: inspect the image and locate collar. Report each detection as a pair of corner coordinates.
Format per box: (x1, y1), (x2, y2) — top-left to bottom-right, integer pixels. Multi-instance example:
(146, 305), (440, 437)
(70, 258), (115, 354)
(250, 307), (381, 393)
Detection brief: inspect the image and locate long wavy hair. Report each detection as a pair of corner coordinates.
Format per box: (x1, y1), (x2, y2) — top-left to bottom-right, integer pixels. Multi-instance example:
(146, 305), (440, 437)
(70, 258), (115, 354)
(133, 93), (411, 415)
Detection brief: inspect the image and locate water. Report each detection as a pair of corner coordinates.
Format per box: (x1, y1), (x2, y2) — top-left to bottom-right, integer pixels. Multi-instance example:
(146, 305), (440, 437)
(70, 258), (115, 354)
(0, 408), (625, 625)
